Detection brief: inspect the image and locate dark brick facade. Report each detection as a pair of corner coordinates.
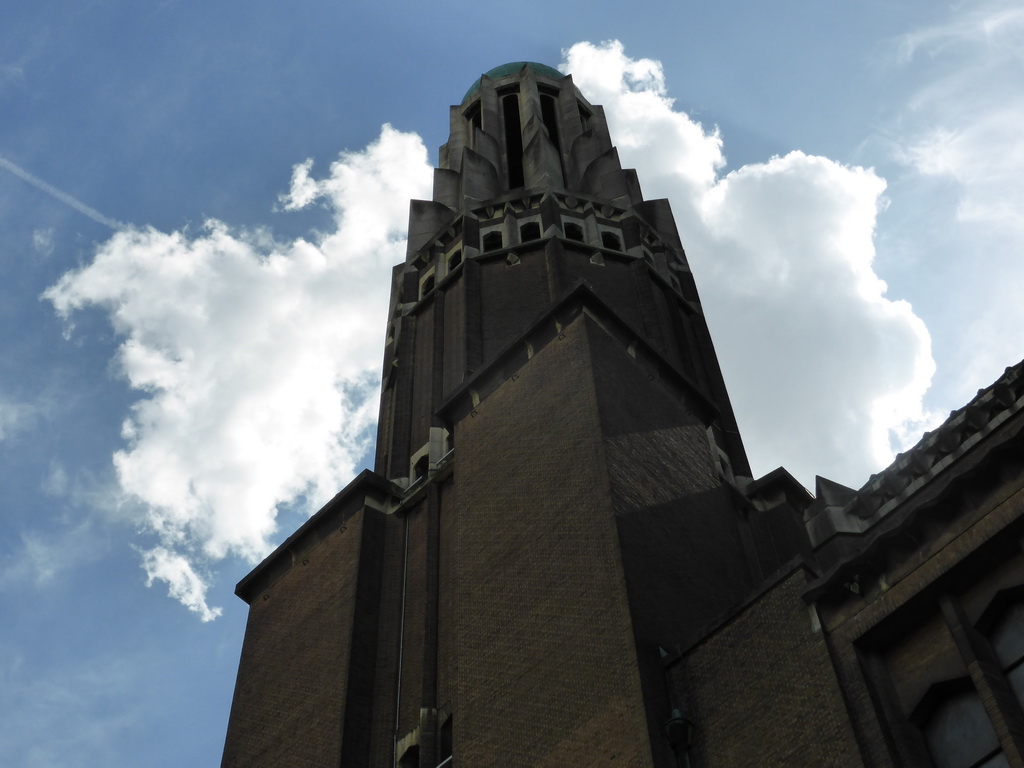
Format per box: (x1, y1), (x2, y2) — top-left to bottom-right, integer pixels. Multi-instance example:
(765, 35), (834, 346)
(669, 569), (861, 766)
(223, 502), (385, 767)
(221, 62), (1024, 768)
(453, 315), (652, 767)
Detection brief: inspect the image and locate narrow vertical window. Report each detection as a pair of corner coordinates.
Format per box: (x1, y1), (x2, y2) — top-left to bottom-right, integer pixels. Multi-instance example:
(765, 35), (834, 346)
(540, 90), (566, 185)
(540, 94), (561, 153)
(438, 716), (453, 766)
(465, 101), (482, 151)
(466, 102), (482, 133)
(503, 94), (525, 189)
(578, 102), (591, 131)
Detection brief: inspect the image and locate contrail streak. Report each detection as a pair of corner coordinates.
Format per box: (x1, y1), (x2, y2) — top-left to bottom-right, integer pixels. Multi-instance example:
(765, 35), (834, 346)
(0, 153), (124, 230)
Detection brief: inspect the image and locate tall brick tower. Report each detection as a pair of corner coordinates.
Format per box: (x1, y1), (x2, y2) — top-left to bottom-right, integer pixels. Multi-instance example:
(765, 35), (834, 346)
(221, 62), (803, 768)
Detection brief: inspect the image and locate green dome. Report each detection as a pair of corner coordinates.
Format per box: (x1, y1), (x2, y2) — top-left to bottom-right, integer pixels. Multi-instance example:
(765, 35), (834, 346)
(462, 62), (566, 102)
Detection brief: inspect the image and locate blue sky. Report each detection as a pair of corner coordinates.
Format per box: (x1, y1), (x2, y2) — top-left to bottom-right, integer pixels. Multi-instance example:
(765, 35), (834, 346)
(3, 1), (1023, 765)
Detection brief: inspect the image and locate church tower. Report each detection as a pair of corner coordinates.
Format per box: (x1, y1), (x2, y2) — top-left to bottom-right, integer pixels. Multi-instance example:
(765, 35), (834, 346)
(221, 62), (802, 768)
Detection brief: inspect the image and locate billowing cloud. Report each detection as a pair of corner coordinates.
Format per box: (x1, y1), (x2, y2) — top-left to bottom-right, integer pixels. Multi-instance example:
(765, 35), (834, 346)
(45, 125), (433, 619)
(565, 41), (937, 488)
(139, 548), (222, 622)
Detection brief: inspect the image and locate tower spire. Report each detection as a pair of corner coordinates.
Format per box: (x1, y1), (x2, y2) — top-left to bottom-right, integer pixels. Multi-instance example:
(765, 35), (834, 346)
(379, 61), (749, 489)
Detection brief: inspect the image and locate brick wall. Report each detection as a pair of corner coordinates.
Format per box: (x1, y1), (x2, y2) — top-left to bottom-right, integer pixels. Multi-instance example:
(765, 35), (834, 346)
(670, 570), (862, 767)
(222, 507), (385, 767)
(452, 313), (653, 767)
(587, 322), (759, 765)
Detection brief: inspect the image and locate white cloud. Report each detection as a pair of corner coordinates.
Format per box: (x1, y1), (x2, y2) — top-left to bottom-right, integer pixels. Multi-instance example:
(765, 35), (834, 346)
(140, 547), (222, 622)
(45, 124), (433, 619)
(565, 41), (937, 488)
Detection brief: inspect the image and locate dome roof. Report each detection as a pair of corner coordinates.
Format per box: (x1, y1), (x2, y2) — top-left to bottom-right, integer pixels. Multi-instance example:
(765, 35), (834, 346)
(462, 62), (566, 102)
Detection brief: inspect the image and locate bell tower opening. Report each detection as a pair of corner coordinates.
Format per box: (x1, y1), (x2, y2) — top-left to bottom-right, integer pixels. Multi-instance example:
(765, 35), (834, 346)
(539, 86), (566, 186)
(502, 91), (525, 189)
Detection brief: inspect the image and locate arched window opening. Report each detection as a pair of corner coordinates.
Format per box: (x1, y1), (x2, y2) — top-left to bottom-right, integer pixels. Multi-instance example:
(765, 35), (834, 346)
(564, 222), (584, 242)
(923, 687), (1003, 768)
(520, 221), (541, 242)
(601, 231), (622, 250)
(502, 94), (525, 189)
(482, 231), (503, 252)
(419, 273), (435, 299)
